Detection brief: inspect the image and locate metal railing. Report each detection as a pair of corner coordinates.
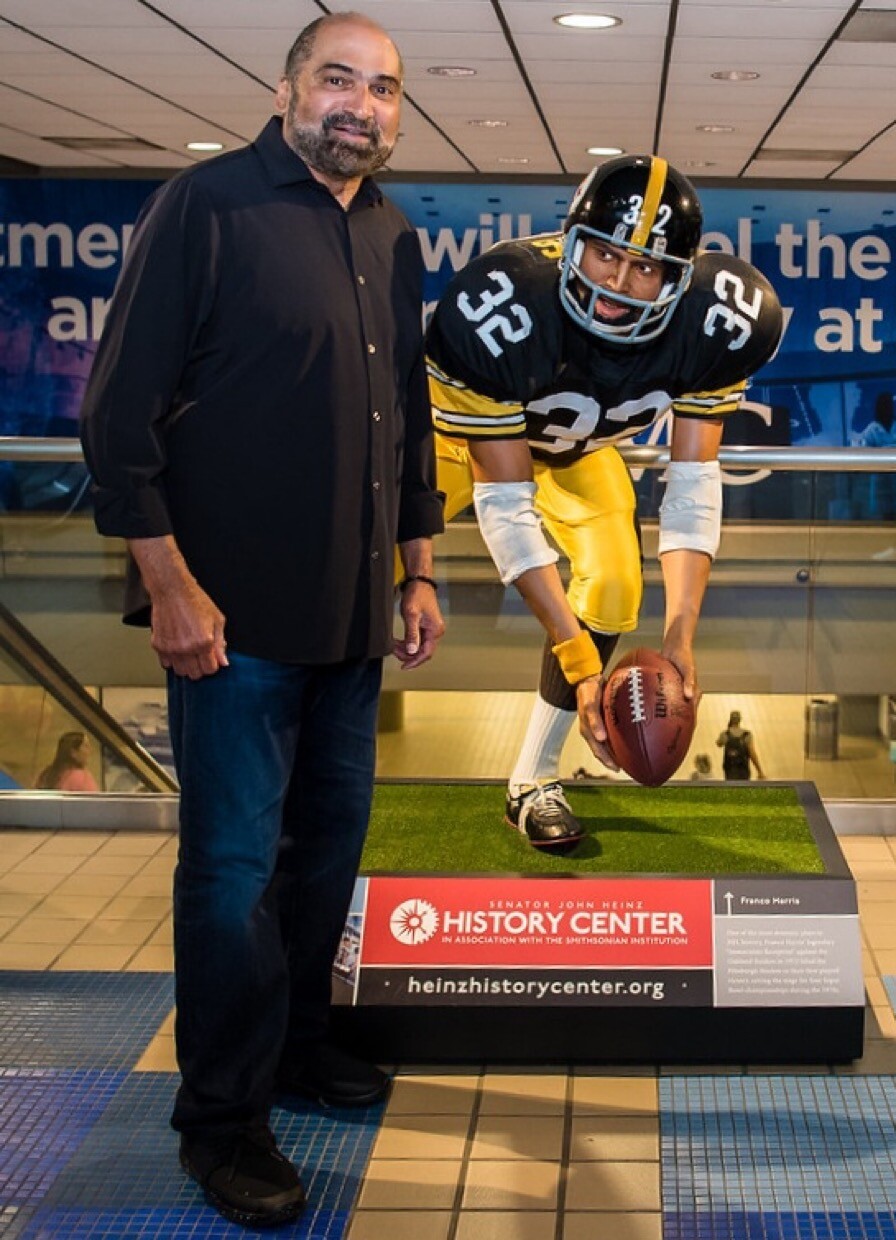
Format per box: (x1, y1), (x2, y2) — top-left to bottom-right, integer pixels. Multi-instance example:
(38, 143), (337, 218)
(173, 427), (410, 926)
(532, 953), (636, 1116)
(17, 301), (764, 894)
(3, 436), (896, 471)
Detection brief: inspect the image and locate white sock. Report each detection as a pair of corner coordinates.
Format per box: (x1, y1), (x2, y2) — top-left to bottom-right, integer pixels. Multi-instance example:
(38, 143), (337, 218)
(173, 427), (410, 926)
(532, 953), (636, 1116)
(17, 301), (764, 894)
(509, 695), (576, 795)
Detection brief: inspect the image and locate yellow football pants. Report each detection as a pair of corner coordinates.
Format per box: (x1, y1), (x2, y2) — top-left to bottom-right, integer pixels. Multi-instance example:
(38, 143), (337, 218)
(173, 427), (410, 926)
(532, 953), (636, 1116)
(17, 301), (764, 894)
(436, 433), (643, 634)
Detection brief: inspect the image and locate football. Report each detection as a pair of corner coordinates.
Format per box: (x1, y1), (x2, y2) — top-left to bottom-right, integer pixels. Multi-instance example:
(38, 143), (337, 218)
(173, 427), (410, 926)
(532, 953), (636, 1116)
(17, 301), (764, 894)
(602, 648), (696, 786)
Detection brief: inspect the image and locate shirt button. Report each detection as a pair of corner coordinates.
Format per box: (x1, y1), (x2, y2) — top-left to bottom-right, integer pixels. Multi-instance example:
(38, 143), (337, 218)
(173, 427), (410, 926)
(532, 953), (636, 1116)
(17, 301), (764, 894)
(372, 480), (381, 491)
(358, 275), (366, 285)
(367, 343), (376, 354)
(371, 550), (380, 561)
(373, 410), (381, 421)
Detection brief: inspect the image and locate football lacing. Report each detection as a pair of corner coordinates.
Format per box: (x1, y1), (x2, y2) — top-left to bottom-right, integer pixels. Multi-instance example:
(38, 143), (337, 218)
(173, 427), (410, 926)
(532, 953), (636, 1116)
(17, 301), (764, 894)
(628, 669), (647, 723)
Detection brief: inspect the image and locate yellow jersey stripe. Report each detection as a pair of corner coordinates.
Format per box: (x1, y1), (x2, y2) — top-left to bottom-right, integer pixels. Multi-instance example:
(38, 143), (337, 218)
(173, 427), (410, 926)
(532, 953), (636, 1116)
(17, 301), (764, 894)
(673, 379), (747, 418)
(429, 371), (526, 437)
(434, 414), (528, 439)
(632, 156), (667, 249)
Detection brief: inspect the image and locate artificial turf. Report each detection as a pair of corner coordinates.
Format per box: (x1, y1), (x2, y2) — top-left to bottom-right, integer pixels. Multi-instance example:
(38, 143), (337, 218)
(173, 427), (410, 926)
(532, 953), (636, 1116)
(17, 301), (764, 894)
(362, 781), (826, 876)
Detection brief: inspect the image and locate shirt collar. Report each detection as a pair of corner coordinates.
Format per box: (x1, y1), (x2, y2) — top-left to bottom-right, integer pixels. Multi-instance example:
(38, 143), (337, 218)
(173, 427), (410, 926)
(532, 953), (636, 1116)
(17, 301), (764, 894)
(253, 115), (383, 207)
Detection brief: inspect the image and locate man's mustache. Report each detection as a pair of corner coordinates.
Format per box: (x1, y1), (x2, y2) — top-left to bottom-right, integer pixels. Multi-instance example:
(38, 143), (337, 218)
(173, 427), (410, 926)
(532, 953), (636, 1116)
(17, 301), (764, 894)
(322, 111), (382, 143)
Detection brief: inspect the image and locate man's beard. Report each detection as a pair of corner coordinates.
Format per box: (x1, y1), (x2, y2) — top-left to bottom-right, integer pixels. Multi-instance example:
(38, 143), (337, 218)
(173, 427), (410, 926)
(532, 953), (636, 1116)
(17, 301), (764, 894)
(286, 107), (393, 178)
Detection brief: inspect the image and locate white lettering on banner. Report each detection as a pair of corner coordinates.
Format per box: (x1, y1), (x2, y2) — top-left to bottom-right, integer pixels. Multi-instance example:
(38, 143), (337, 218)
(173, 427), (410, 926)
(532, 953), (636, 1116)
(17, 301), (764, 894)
(47, 295), (110, 342)
(404, 975), (668, 1001)
(568, 911), (686, 936)
(0, 220), (134, 269)
(435, 907), (687, 939)
(815, 299), (884, 353)
(76, 223), (119, 269)
(700, 217), (755, 263)
(775, 220), (891, 279)
(416, 213), (533, 275)
(417, 227), (477, 275)
(441, 910), (565, 935)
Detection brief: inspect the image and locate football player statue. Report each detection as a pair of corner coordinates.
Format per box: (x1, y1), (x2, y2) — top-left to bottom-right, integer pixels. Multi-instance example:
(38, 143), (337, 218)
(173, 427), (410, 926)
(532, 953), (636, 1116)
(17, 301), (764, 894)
(426, 155), (783, 855)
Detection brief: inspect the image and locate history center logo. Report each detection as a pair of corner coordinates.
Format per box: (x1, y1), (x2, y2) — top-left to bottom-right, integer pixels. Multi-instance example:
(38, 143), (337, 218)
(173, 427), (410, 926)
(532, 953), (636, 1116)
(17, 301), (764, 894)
(390, 899), (439, 945)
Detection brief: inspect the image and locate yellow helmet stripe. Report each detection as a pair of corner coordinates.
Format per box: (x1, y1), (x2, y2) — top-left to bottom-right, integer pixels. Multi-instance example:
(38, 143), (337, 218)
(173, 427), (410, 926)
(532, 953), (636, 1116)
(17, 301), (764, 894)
(631, 156), (668, 248)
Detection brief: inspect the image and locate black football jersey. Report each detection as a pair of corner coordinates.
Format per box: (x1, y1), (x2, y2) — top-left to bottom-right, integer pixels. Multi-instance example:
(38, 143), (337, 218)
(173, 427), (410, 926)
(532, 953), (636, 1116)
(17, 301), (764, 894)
(426, 233), (783, 466)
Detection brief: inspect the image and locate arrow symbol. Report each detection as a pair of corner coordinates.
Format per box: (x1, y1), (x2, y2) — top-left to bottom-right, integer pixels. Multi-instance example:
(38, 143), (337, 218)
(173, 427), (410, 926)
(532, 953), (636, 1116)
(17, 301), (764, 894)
(724, 892), (734, 915)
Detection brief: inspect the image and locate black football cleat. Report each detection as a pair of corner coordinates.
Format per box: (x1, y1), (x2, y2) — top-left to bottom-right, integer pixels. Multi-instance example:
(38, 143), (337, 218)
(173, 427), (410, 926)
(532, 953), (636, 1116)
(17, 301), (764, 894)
(504, 782), (584, 856)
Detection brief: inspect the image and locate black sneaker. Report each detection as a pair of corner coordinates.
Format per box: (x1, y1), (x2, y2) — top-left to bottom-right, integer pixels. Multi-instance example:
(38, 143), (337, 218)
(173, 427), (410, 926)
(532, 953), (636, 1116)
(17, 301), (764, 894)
(505, 782), (584, 855)
(276, 1043), (391, 1108)
(180, 1125), (306, 1229)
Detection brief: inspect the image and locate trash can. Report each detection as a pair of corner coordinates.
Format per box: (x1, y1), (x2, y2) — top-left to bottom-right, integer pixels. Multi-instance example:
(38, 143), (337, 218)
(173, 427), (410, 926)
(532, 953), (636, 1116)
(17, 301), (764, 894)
(805, 697), (839, 760)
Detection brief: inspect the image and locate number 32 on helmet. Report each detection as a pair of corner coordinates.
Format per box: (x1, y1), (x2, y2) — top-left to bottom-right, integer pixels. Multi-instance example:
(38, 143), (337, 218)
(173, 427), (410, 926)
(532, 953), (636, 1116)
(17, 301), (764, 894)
(559, 154), (703, 345)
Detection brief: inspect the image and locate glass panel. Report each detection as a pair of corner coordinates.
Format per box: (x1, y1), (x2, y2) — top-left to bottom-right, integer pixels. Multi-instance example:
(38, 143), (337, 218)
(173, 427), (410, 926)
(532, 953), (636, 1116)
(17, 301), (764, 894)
(0, 644), (106, 791)
(1, 453), (894, 801)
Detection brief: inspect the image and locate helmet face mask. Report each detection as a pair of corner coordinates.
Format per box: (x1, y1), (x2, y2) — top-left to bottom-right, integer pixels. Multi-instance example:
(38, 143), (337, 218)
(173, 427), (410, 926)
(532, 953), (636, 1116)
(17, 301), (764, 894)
(559, 155), (703, 345)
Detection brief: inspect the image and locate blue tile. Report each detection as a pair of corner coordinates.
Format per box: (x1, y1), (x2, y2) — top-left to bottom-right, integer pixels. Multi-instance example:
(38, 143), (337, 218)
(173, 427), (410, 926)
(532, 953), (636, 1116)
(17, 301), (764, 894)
(662, 1077), (896, 1239)
(0, 973), (174, 1069)
(0, 1070), (126, 1205)
(0, 972), (383, 1240)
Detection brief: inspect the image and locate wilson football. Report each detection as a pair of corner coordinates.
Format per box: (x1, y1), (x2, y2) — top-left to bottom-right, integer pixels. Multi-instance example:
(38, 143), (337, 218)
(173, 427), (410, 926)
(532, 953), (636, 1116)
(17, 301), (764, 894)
(602, 648), (696, 786)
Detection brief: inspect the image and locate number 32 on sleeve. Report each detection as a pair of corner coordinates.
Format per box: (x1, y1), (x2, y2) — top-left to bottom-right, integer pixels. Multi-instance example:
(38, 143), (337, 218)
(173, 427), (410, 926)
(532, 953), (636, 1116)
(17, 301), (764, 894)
(703, 269), (763, 351)
(457, 270), (534, 358)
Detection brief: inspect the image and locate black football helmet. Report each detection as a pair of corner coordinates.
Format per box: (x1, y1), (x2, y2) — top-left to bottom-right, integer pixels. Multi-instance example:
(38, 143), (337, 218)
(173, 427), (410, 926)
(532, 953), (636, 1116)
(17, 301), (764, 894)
(559, 155), (703, 344)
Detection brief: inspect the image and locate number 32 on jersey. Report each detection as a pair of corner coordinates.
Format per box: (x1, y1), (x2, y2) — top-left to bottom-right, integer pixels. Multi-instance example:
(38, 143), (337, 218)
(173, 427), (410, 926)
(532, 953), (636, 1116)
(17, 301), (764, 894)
(456, 270), (533, 357)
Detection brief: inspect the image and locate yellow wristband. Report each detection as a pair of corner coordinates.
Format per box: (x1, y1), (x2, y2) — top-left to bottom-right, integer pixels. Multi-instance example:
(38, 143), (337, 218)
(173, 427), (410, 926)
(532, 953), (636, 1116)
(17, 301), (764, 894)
(551, 630), (602, 685)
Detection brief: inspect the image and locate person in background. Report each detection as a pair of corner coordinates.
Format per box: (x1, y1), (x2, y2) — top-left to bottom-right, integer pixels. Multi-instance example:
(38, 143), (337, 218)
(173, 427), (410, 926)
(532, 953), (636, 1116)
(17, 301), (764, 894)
(80, 11), (444, 1230)
(853, 392), (896, 520)
(689, 752), (713, 781)
(855, 392), (895, 449)
(427, 155), (782, 853)
(35, 731), (99, 792)
(717, 710), (765, 780)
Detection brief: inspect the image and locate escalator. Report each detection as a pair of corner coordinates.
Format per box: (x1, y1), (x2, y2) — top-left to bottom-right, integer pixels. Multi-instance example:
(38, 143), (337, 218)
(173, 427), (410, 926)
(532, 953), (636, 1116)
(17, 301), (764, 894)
(0, 597), (177, 794)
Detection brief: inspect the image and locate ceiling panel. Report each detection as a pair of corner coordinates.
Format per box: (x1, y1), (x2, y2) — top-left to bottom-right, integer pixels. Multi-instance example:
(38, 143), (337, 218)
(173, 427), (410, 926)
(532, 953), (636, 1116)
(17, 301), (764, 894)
(676, 4), (848, 38)
(743, 159), (844, 178)
(672, 37), (833, 66)
(0, 0), (168, 28)
(0, 0), (893, 184)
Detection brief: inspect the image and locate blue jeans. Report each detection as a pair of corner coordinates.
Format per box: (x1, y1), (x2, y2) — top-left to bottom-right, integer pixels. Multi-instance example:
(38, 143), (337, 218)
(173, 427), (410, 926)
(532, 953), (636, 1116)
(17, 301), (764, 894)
(167, 652), (383, 1137)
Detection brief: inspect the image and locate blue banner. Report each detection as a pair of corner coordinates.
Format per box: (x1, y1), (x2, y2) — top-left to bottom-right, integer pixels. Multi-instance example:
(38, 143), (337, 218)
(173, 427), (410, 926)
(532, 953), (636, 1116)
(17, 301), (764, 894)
(2, 176), (894, 516)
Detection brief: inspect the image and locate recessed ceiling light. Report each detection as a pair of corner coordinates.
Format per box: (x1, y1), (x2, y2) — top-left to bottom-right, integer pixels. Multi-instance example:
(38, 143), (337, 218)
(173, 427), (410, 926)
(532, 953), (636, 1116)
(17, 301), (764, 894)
(497, 156), (530, 165)
(427, 65), (476, 77)
(469, 119), (508, 128)
(711, 69), (760, 81)
(186, 141), (224, 152)
(696, 124), (734, 134)
(587, 145), (623, 156)
(686, 160), (717, 168)
(554, 12), (621, 29)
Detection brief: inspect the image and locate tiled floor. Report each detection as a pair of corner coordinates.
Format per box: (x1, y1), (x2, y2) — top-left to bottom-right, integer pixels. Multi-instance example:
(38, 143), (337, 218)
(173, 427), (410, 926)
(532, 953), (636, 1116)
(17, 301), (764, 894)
(3, 822), (896, 1237)
(1, 684), (895, 1237)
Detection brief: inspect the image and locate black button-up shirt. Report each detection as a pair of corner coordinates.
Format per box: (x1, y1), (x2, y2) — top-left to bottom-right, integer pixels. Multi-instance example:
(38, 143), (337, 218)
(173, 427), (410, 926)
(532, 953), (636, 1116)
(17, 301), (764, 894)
(80, 117), (443, 664)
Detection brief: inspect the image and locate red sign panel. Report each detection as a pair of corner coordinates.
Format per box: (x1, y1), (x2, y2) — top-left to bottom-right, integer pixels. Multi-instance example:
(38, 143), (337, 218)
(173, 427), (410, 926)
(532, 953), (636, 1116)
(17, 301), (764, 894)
(361, 876), (713, 969)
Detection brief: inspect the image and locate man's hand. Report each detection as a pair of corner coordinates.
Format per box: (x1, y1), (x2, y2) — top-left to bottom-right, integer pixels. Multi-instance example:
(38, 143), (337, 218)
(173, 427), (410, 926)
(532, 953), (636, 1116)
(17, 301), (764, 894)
(129, 535), (228, 680)
(576, 673), (620, 771)
(393, 581), (445, 670)
(150, 577), (228, 680)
